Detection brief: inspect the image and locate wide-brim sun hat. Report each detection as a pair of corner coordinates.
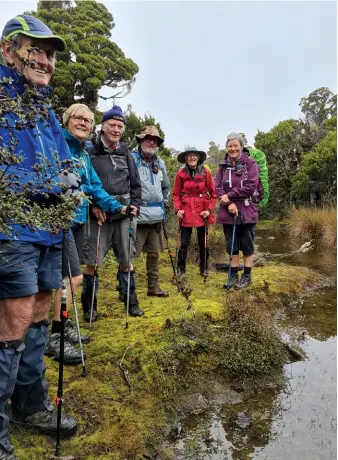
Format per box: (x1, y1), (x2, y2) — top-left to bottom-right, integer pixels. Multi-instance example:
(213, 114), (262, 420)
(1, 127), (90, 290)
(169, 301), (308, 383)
(2, 15), (66, 52)
(177, 146), (207, 164)
(136, 125), (164, 146)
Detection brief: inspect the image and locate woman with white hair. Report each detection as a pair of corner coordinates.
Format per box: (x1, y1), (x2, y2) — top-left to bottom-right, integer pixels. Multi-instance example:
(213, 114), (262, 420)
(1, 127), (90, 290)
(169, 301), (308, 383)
(215, 132), (260, 289)
(45, 103), (135, 364)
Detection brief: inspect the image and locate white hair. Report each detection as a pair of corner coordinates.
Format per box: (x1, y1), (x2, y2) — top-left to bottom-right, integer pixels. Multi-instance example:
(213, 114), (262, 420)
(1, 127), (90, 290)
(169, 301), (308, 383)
(226, 132), (245, 148)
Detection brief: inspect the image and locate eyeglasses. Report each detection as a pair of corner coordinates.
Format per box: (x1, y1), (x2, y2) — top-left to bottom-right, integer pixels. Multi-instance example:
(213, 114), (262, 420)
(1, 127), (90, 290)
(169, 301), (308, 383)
(71, 115), (93, 126)
(144, 136), (158, 144)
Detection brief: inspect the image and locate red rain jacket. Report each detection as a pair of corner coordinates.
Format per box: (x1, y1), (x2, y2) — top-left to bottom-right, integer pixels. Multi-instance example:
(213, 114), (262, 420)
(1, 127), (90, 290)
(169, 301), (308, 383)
(173, 164), (217, 227)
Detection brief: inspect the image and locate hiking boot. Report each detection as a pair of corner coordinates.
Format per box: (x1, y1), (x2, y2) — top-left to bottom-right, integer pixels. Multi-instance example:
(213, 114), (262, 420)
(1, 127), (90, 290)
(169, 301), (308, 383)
(118, 291), (125, 302)
(81, 273), (98, 321)
(146, 254), (169, 297)
(0, 447), (20, 460)
(147, 285), (169, 297)
(129, 303), (144, 317)
(8, 401), (77, 438)
(234, 274), (252, 290)
(125, 292), (144, 317)
(223, 274), (239, 290)
(45, 333), (85, 365)
(65, 319), (90, 344)
(83, 310), (98, 323)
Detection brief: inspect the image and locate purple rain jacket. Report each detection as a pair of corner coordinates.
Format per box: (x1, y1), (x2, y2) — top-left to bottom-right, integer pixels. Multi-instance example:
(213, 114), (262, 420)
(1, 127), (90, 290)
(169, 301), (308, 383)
(214, 152), (260, 225)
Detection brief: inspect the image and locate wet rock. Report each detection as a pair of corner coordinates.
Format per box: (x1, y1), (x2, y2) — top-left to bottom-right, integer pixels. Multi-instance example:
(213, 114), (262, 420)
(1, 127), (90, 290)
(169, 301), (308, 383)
(253, 253), (267, 267)
(268, 236), (276, 240)
(233, 412), (252, 429)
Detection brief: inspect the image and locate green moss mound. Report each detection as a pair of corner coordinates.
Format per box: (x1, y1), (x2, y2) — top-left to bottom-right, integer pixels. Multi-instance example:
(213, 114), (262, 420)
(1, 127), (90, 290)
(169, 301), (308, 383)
(12, 253), (320, 459)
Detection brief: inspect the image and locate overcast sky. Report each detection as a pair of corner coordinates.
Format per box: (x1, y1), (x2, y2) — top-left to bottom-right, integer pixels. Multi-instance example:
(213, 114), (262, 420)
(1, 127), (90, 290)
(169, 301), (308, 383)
(1, 1), (337, 152)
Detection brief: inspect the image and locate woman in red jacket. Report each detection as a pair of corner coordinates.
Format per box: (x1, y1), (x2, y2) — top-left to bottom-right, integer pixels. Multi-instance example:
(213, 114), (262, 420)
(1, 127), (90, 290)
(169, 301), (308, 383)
(173, 146), (217, 275)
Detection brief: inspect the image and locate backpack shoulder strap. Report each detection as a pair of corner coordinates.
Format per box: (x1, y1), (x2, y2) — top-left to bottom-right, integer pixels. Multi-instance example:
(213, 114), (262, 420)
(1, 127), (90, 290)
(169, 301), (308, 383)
(132, 151), (142, 168)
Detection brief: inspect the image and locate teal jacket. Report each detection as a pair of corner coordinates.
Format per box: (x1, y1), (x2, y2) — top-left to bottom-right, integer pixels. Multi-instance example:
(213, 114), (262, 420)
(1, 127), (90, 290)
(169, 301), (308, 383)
(63, 130), (123, 224)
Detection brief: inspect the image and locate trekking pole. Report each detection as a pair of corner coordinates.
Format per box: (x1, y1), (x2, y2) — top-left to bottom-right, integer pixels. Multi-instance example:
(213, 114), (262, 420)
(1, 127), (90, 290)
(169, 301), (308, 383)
(202, 217), (208, 284)
(55, 231), (69, 457)
(89, 220), (102, 328)
(162, 218), (177, 282)
(174, 218), (181, 272)
(125, 210), (133, 329)
(68, 260), (87, 377)
(226, 214), (237, 290)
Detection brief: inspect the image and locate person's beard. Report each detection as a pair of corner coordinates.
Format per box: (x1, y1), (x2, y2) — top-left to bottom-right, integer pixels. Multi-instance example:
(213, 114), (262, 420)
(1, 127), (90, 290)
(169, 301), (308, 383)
(142, 147), (156, 161)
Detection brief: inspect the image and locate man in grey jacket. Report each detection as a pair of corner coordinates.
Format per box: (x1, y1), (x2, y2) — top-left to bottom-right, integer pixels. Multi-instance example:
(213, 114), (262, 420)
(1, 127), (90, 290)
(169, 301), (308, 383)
(132, 126), (171, 297)
(81, 106), (142, 319)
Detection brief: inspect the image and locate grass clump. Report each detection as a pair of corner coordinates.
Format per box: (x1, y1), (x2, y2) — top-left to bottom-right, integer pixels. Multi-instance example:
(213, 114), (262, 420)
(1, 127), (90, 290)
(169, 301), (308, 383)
(289, 207), (337, 246)
(217, 290), (287, 377)
(155, 288), (287, 383)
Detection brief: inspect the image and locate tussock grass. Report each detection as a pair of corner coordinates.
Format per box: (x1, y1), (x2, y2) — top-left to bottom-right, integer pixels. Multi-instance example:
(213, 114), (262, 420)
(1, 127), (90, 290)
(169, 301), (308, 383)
(218, 289), (287, 376)
(289, 207), (337, 246)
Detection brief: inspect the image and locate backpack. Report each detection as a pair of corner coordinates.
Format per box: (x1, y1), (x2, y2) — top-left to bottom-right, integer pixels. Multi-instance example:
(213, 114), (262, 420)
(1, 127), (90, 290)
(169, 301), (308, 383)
(244, 147), (269, 208)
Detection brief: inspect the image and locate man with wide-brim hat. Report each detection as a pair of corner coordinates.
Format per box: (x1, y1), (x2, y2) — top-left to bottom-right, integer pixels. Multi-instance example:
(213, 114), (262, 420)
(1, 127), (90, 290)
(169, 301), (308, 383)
(173, 145), (217, 276)
(135, 125), (164, 146)
(132, 125), (171, 298)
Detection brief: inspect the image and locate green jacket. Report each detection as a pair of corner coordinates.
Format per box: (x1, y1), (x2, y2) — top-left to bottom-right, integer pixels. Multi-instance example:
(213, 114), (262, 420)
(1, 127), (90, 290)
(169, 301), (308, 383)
(244, 147), (269, 208)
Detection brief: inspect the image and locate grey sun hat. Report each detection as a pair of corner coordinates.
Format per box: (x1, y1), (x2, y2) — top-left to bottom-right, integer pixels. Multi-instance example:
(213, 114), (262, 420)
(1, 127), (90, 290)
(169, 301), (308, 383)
(177, 146), (207, 164)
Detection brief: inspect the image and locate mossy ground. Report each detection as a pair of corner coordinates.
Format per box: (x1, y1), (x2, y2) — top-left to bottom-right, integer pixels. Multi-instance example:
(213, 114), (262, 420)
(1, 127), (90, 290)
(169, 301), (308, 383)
(12, 245), (321, 460)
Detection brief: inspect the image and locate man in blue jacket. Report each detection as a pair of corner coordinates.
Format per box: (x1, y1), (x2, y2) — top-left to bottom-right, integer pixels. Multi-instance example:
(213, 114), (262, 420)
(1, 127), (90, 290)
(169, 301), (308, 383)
(0, 15), (78, 460)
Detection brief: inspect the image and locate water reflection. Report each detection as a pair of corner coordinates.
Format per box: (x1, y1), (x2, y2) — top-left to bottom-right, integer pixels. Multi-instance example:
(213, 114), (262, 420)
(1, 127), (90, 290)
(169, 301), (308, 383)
(253, 337), (337, 460)
(218, 385), (284, 459)
(173, 226), (337, 460)
(280, 287), (337, 341)
(175, 335), (336, 460)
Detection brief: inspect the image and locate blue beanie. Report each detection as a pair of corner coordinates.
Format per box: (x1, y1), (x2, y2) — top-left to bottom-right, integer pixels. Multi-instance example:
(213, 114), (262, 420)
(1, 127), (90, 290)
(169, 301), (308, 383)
(101, 105), (126, 124)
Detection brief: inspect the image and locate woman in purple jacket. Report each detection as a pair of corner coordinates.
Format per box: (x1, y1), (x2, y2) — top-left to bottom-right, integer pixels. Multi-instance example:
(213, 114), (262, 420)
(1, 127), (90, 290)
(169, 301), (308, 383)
(215, 132), (260, 289)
